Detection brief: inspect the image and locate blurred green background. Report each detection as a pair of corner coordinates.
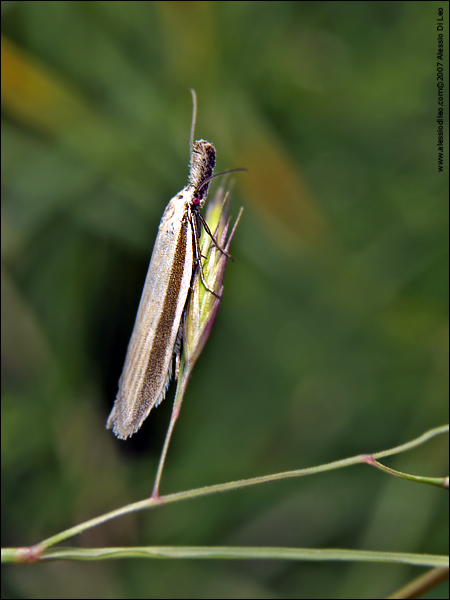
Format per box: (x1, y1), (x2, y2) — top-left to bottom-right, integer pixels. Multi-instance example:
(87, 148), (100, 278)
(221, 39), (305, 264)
(1, 1), (448, 598)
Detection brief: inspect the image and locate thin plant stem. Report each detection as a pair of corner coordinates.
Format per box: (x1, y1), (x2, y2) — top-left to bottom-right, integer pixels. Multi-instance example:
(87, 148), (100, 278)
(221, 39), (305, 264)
(2, 546), (447, 568)
(151, 358), (193, 498)
(387, 566), (449, 599)
(1, 424), (447, 562)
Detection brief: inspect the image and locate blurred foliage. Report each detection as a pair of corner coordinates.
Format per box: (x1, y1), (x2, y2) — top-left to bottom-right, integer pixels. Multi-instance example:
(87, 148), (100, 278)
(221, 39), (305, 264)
(1, 1), (448, 598)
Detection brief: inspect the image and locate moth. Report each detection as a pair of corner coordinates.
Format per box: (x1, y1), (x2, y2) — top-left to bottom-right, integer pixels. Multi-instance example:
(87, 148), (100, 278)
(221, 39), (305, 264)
(107, 92), (230, 439)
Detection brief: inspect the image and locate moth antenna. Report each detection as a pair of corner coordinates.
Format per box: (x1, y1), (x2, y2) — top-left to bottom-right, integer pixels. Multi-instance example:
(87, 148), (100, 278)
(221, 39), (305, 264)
(189, 89), (197, 150)
(197, 168), (247, 193)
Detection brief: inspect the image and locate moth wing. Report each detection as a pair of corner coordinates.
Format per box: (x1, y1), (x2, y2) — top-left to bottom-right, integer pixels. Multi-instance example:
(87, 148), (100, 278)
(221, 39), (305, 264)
(107, 194), (194, 439)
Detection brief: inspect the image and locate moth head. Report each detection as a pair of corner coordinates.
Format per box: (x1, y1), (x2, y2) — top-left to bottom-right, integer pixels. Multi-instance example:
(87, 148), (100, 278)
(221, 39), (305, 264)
(189, 139), (216, 203)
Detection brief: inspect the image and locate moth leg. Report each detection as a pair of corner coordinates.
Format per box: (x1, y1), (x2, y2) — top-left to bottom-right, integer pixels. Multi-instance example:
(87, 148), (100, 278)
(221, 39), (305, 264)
(190, 213), (222, 299)
(197, 212), (233, 260)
